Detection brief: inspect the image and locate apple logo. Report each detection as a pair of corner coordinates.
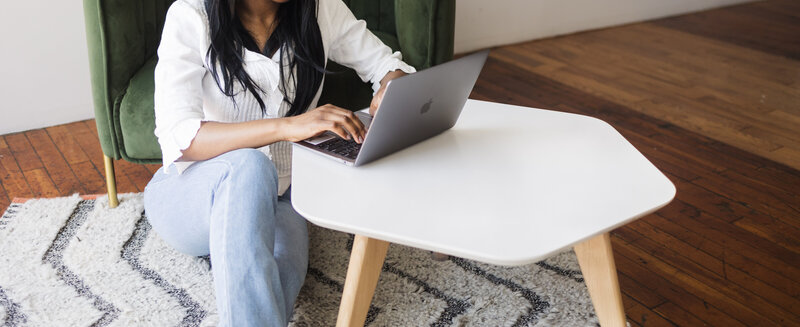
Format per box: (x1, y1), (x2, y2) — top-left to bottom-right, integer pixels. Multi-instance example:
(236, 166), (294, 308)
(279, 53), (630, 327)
(420, 98), (433, 114)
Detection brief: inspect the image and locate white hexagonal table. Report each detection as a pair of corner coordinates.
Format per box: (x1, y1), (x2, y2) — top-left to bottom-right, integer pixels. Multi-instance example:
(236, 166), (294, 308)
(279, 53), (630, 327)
(292, 99), (676, 326)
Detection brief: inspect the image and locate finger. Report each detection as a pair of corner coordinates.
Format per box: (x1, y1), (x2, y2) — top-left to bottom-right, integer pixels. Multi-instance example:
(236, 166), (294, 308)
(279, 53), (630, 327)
(324, 108), (366, 141)
(326, 113), (363, 143)
(342, 111), (366, 141)
(317, 105), (343, 116)
(322, 121), (350, 141)
(321, 104), (354, 116)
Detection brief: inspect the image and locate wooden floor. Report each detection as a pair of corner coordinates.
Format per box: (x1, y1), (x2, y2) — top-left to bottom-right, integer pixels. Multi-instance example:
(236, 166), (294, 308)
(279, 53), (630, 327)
(1, 0), (798, 326)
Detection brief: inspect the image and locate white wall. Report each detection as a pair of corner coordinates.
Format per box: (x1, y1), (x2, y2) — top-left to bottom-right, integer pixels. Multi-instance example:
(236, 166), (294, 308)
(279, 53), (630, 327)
(0, 2), (93, 135)
(454, 0), (753, 54)
(0, 0), (753, 134)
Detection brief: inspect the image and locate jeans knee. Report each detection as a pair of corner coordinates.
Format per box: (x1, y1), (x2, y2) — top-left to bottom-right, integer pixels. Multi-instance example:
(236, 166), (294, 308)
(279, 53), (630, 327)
(220, 148), (279, 197)
(144, 191), (211, 257)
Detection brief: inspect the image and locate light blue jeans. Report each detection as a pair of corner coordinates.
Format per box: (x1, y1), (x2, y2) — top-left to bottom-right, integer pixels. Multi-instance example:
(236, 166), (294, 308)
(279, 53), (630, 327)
(143, 148), (308, 327)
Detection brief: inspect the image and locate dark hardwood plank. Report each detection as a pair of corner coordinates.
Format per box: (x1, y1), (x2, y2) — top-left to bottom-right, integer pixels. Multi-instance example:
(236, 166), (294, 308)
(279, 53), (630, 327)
(658, 189), (800, 277)
(0, 136), (33, 201)
(0, 193), (8, 213)
(4, 134), (61, 199)
(46, 123), (91, 164)
(616, 233), (773, 326)
(734, 214), (800, 254)
(622, 293), (676, 327)
(4, 133), (43, 172)
(627, 318), (644, 327)
(70, 160), (107, 195)
(625, 218), (725, 278)
(22, 168), (59, 198)
(0, 167), (9, 211)
(644, 213), (800, 298)
(618, 271), (667, 309)
(611, 226), (645, 247)
(612, 239), (746, 327)
(621, 221), (798, 325)
(652, 301), (709, 327)
(691, 173), (800, 230)
(116, 159), (154, 193)
(618, 129), (799, 225)
(25, 129), (85, 195)
(45, 122), (111, 195)
(489, 22), (800, 170)
(653, 0), (800, 60)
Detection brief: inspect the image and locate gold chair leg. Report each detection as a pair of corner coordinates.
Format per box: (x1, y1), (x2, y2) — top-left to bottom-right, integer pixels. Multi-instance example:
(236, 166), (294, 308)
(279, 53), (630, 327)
(103, 154), (119, 208)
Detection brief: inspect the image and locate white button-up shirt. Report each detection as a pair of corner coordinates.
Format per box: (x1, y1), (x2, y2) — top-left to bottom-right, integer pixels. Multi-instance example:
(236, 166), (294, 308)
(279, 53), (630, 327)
(154, 0), (416, 194)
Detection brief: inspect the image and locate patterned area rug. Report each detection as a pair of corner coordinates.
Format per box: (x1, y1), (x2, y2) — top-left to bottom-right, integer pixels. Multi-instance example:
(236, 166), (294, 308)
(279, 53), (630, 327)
(0, 194), (600, 326)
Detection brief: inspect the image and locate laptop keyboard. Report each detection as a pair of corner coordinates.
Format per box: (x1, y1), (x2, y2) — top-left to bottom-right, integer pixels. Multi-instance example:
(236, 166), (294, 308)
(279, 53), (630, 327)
(317, 138), (362, 159)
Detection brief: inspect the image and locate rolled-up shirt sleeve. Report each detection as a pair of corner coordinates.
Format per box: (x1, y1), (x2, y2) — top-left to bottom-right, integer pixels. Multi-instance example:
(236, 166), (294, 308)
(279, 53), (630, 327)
(153, 1), (208, 173)
(324, 0), (417, 94)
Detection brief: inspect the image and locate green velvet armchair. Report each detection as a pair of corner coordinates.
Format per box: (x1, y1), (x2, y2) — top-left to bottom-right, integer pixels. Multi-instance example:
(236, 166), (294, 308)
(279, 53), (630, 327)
(83, 0), (455, 207)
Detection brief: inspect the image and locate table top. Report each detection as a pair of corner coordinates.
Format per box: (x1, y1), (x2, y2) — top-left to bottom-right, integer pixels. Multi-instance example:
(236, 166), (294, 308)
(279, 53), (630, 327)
(291, 99), (675, 266)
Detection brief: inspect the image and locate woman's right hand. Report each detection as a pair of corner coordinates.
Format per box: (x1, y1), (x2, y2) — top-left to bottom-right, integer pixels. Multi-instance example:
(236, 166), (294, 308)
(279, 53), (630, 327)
(282, 104), (366, 143)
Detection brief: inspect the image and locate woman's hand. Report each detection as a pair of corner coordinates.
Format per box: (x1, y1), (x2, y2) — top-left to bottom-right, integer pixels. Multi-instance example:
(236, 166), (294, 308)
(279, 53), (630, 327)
(369, 70), (408, 116)
(282, 104), (366, 143)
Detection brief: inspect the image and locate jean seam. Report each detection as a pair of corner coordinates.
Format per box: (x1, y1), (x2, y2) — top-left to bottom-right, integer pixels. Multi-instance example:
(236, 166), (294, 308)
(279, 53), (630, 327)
(218, 161), (235, 327)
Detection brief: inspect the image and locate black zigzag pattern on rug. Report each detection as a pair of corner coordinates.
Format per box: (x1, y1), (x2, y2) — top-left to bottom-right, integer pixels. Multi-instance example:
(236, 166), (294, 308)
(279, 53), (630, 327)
(0, 286), (27, 326)
(121, 212), (208, 327)
(306, 267), (383, 325)
(1, 195), (598, 326)
(381, 262), (472, 327)
(449, 257), (551, 327)
(346, 234), (557, 326)
(0, 203), (28, 326)
(0, 203), (23, 231)
(536, 261), (584, 283)
(344, 234), (477, 325)
(41, 200), (121, 326)
(0, 203), (29, 326)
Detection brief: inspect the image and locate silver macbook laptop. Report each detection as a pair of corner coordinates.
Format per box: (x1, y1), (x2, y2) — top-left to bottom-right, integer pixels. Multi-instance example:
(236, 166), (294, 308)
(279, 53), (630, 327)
(295, 50), (489, 166)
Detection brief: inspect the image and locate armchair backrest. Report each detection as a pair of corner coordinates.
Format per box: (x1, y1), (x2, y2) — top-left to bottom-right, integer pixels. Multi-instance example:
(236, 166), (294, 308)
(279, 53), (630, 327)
(83, 0), (174, 157)
(345, 0), (398, 36)
(346, 0), (455, 69)
(394, 0), (455, 69)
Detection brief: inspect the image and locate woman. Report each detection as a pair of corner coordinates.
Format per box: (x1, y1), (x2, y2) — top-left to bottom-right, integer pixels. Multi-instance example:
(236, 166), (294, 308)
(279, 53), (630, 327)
(142, 0), (415, 325)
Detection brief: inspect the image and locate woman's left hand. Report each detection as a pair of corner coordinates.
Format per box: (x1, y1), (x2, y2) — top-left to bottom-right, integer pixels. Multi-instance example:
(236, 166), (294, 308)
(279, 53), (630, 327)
(369, 70), (408, 116)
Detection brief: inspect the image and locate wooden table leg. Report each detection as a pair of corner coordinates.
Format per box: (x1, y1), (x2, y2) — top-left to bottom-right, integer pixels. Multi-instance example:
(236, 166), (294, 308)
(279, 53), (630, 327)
(336, 235), (390, 327)
(574, 233), (627, 327)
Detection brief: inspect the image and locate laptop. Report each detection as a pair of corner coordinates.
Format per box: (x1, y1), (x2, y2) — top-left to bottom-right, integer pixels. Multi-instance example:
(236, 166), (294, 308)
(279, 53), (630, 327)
(295, 50), (489, 166)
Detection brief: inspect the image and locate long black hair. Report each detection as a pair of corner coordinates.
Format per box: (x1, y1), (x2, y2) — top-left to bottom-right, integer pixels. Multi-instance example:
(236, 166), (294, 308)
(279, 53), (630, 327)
(205, 0), (326, 117)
